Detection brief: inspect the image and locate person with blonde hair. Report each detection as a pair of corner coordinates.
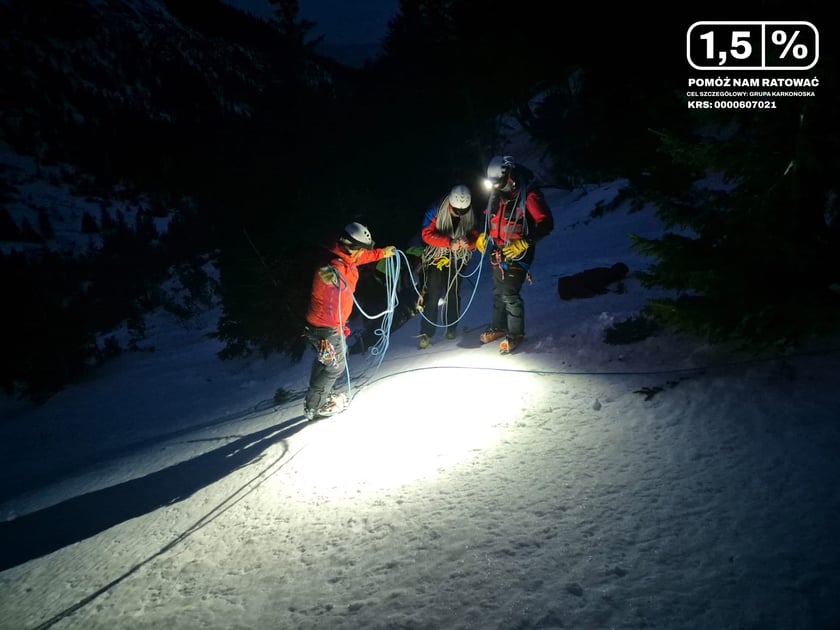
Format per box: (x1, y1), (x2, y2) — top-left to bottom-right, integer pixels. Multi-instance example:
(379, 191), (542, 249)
(416, 184), (479, 349)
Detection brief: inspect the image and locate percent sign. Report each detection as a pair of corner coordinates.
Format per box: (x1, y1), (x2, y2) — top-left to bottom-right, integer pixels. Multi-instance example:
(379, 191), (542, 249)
(771, 29), (808, 59)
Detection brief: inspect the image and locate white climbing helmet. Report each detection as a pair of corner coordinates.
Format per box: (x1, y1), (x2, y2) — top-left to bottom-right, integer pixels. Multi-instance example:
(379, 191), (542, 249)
(485, 155), (515, 192)
(449, 184), (472, 212)
(339, 222), (375, 250)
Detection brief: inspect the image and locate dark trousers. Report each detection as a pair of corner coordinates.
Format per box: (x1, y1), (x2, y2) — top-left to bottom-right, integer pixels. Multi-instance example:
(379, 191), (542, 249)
(491, 264), (527, 337)
(420, 264), (461, 337)
(304, 325), (345, 411)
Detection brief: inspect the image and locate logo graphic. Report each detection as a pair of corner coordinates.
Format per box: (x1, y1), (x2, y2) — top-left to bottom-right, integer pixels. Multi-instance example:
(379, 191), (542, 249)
(687, 21), (819, 71)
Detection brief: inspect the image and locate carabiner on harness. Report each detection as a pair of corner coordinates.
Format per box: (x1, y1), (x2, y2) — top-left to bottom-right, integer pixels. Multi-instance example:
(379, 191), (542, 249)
(318, 338), (337, 367)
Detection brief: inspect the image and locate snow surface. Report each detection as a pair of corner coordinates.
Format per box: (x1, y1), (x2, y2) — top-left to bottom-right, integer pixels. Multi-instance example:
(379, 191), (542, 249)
(2, 176), (840, 629)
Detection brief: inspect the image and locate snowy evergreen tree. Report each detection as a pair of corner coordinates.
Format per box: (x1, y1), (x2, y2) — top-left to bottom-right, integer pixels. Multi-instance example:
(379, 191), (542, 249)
(632, 98), (840, 348)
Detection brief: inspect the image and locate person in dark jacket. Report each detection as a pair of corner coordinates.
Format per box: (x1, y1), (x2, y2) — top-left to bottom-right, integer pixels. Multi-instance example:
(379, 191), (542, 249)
(303, 222), (396, 420)
(476, 156), (554, 353)
(416, 184), (479, 349)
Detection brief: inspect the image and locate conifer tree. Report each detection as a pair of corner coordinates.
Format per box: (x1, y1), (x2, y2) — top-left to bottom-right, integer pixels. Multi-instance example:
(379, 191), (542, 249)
(267, 0), (317, 50)
(631, 98), (840, 349)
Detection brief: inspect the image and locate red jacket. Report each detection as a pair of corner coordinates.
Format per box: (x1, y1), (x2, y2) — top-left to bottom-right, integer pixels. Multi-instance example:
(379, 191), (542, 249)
(305, 241), (388, 333)
(421, 215), (479, 250)
(486, 187), (553, 246)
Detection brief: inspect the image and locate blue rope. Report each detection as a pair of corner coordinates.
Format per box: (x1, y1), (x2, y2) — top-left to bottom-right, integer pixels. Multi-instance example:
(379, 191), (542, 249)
(341, 251), (403, 400)
(365, 252), (401, 369)
(324, 252), (404, 403)
(343, 240), (491, 399)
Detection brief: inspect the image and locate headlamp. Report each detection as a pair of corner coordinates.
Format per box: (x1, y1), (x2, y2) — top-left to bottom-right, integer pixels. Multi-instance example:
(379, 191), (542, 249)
(484, 176), (512, 193)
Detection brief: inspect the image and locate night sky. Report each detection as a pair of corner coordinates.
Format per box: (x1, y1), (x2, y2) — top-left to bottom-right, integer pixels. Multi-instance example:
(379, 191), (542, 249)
(223, 0), (399, 44)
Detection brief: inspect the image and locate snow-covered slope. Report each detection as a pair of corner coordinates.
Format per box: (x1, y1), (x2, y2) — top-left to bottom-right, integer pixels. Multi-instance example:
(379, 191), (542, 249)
(3, 174), (839, 629)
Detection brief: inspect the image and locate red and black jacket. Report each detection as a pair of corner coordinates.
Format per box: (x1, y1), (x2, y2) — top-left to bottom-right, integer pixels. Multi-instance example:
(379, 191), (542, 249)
(306, 241), (388, 335)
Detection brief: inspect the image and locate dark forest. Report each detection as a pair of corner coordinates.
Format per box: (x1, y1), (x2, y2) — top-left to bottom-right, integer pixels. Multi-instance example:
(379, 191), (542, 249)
(1, 0), (837, 401)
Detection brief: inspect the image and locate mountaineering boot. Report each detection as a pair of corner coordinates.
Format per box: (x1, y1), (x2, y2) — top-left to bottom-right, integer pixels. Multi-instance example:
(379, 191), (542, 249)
(479, 328), (506, 344)
(305, 392), (349, 420)
(499, 335), (524, 354)
(418, 333), (432, 349)
(318, 392), (349, 416)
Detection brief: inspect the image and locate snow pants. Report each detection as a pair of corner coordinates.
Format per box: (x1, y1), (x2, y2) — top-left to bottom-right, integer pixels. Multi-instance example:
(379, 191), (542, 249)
(490, 262), (528, 337)
(420, 263), (461, 337)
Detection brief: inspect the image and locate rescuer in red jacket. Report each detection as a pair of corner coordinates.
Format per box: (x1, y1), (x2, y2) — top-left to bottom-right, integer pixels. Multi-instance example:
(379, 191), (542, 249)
(303, 222), (396, 420)
(416, 184), (479, 349)
(475, 156), (554, 354)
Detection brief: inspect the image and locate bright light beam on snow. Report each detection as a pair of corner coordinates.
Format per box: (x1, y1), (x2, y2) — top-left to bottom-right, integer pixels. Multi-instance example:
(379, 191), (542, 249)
(279, 362), (544, 500)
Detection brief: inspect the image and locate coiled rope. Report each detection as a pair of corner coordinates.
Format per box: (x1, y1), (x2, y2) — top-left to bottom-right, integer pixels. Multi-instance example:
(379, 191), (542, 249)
(342, 234), (493, 399)
(339, 250), (403, 399)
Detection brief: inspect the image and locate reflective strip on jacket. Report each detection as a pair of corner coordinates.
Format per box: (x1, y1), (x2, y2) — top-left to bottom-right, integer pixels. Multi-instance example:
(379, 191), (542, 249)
(487, 188), (553, 246)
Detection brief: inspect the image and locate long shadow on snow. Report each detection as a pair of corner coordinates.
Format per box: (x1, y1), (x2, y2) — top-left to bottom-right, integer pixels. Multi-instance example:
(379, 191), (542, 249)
(0, 397), (294, 505)
(0, 415), (307, 572)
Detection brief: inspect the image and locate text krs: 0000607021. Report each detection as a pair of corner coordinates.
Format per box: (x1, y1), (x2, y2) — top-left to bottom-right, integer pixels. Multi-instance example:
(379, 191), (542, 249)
(688, 100), (777, 109)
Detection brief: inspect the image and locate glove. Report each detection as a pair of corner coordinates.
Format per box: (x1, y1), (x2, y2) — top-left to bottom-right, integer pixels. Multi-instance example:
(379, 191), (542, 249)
(476, 233), (490, 254)
(318, 266), (338, 285)
(502, 239), (529, 259)
(382, 245), (397, 258)
(450, 237), (467, 252)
